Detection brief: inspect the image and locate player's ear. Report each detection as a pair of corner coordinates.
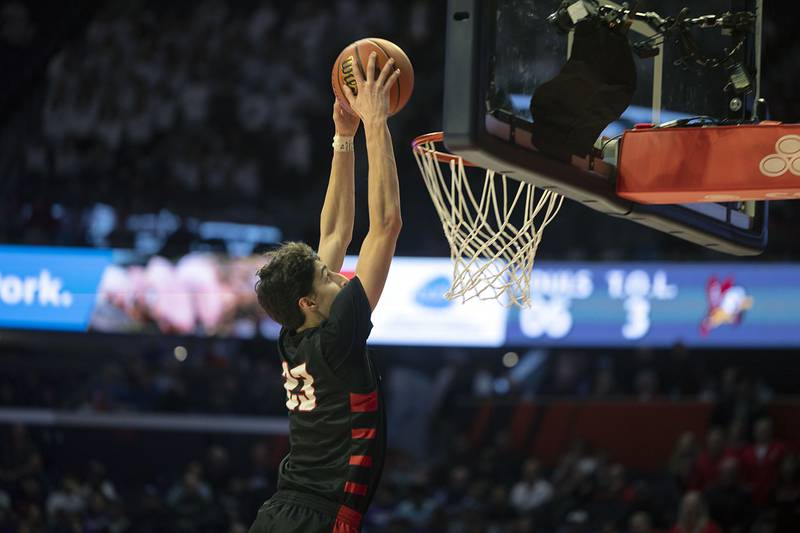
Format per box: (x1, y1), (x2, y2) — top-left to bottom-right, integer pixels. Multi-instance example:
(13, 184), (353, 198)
(298, 296), (316, 311)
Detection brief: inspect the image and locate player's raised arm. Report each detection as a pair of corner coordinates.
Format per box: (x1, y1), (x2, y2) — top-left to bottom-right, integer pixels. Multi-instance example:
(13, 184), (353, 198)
(317, 101), (360, 273)
(343, 52), (403, 310)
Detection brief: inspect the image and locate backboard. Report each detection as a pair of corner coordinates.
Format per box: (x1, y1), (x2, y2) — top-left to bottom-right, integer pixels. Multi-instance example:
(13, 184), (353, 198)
(442, 0), (768, 255)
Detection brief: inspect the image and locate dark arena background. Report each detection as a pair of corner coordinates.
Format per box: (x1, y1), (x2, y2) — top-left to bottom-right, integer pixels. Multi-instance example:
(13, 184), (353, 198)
(1, 1), (799, 532)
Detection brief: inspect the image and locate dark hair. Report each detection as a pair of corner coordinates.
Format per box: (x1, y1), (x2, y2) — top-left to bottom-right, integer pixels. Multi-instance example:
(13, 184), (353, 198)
(255, 242), (319, 331)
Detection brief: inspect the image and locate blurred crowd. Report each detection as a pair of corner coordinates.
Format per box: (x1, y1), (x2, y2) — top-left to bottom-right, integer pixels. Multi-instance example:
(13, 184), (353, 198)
(0, 412), (797, 532)
(0, 342), (285, 416)
(6, 0), (446, 256)
(0, 425), (276, 533)
(1, 344), (798, 531)
(0, 343), (793, 416)
(367, 416), (799, 532)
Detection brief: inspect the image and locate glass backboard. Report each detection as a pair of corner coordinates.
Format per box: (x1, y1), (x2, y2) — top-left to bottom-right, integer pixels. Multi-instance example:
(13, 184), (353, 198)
(441, 0), (768, 255)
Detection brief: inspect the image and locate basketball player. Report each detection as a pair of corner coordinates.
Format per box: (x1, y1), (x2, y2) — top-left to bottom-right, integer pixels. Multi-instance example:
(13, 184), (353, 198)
(249, 52), (402, 533)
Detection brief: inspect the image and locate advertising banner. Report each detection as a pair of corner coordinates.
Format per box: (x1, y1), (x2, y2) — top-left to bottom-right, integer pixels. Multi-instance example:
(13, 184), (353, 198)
(0, 246), (112, 331)
(505, 263), (800, 348)
(1, 246), (799, 348)
(340, 256), (509, 347)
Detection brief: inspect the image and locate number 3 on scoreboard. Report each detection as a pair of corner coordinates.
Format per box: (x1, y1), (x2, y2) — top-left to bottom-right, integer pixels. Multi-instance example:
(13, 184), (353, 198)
(281, 362), (317, 412)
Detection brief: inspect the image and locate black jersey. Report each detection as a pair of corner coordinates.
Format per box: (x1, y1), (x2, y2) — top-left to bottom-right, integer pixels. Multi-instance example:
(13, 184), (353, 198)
(275, 277), (385, 529)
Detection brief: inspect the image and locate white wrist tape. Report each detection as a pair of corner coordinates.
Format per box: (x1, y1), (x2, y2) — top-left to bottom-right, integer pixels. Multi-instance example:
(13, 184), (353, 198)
(332, 135), (354, 152)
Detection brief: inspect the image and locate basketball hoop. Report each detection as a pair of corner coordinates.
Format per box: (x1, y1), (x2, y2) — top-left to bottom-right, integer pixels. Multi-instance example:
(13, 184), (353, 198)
(412, 132), (564, 307)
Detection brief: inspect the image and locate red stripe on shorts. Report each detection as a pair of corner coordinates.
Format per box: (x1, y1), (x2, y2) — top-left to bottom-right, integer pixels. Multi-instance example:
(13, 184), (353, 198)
(332, 521), (357, 533)
(351, 428), (376, 439)
(332, 504), (362, 532)
(349, 391), (378, 412)
(348, 455), (372, 467)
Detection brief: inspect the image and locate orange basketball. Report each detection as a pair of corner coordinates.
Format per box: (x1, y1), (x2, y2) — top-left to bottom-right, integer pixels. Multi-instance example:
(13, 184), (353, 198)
(332, 38), (414, 117)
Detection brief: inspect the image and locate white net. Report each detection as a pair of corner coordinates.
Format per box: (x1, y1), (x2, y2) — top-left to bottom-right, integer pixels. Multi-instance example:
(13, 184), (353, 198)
(413, 134), (564, 307)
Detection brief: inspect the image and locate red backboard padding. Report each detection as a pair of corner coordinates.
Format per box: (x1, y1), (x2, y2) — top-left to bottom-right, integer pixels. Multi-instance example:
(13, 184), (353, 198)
(617, 124), (800, 204)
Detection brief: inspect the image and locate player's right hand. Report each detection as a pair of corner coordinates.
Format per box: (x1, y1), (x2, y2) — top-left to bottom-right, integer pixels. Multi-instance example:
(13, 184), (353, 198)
(343, 51), (401, 124)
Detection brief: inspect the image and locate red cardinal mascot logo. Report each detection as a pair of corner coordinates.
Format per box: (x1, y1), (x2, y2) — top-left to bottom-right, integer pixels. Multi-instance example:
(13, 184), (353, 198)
(700, 276), (753, 335)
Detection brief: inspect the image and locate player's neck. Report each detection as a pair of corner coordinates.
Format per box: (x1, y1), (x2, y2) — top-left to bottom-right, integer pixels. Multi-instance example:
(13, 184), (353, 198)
(296, 314), (323, 332)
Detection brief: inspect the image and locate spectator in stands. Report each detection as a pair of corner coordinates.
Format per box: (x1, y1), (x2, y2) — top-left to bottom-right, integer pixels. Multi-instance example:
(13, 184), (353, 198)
(106, 499), (131, 533)
(204, 445), (232, 494)
(485, 484), (514, 529)
(634, 368), (661, 402)
(0, 425), (43, 498)
(166, 462), (216, 532)
(0, 490), (16, 532)
(16, 503), (44, 533)
(592, 366), (618, 398)
(362, 485), (397, 531)
(590, 462), (635, 530)
(491, 431), (524, 484)
(625, 480), (674, 531)
(694, 427), (736, 490)
(628, 511), (657, 533)
(726, 417), (750, 457)
(711, 370), (765, 433)
(130, 485), (168, 533)
(553, 438), (599, 489)
(671, 491), (722, 533)
(705, 457), (754, 533)
(85, 363), (131, 412)
(670, 432), (701, 492)
(84, 490), (115, 533)
(81, 461), (118, 505)
(741, 417), (787, 506)
(244, 441), (273, 516)
(440, 465), (471, 508)
(393, 482), (437, 529)
(45, 475), (85, 524)
(509, 515), (535, 533)
(510, 458), (554, 516)
(769, 454), (800, 532)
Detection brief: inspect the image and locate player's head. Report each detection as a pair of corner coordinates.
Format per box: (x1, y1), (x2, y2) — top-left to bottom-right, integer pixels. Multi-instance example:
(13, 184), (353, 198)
(255, 242), (348, 331)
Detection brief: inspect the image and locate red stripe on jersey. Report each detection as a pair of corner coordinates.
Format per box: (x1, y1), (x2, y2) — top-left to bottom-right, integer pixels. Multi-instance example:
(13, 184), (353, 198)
(351, 428), (376, 439)
(344, 481), (368, 496)
(334, 504), (363, 530)
(348, 455), (372, 467)
(349, 391), (378, 412)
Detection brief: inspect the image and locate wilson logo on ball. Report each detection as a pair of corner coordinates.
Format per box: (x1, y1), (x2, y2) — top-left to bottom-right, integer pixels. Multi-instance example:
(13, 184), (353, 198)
(759, 135), (800, 177)
(341, 55), (357, 91)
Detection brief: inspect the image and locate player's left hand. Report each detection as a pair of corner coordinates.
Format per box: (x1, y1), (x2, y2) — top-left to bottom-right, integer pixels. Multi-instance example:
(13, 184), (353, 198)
(333, 100), (360, 136)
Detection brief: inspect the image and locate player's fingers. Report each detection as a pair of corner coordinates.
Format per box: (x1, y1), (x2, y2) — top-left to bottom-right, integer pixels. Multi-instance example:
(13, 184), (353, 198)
(352, 56), (364, 87)
(376, 58), (395, 87)
(381, 68), (401, 93)
(366, 51), (376, 83)
(343, 85), (357, 109)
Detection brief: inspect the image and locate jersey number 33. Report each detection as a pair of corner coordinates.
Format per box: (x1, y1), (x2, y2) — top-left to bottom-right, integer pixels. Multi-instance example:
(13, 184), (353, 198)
(282, 362), (317, 412)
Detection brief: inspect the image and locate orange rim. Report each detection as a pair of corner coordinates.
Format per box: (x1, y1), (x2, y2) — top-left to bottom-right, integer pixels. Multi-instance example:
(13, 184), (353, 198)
(412, 131), (477, 167)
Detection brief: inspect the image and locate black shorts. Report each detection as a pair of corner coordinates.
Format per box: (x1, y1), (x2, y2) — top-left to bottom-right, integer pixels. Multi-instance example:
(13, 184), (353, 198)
(248, 490), (361, 533)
